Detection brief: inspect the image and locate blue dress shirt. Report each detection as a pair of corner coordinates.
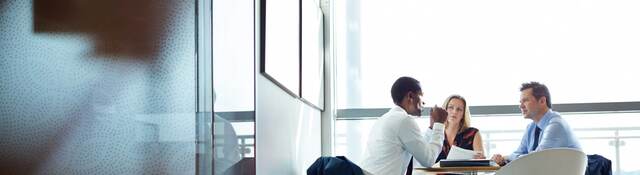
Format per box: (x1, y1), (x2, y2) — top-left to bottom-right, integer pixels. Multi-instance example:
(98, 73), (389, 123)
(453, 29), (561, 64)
(507, 109), (582, 161)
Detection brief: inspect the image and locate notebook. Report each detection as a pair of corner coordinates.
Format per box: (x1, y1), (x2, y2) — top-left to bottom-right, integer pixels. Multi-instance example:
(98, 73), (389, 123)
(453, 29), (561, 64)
(439, 159), (493, 167)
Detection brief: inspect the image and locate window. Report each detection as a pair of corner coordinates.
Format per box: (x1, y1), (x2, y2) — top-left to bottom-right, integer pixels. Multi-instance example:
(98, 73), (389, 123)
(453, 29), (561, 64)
(334, 0), (640, 109)
(333, 0), (640, 174)
(212, 0), (256, 174)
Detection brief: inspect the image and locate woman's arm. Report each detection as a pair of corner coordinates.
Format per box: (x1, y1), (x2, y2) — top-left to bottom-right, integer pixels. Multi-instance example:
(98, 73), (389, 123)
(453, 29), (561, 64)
(473, 131), (486, 159)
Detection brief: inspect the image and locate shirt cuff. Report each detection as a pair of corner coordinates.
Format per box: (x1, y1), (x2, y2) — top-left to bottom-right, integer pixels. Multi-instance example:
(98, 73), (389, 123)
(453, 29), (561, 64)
(432, 123), (445, 133)
(506, 154), (519, 162)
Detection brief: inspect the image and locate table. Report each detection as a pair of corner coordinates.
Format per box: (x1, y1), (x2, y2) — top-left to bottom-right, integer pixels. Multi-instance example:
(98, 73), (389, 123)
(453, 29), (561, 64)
(412, 162), (500, 175)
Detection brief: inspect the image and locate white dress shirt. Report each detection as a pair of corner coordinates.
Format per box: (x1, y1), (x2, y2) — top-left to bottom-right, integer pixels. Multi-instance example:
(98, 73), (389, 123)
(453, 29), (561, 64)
(360, 106), (445, 175)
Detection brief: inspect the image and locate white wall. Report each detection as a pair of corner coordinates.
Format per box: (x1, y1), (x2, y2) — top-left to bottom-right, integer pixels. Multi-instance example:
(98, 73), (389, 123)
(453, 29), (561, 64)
(256, 75), (322, 174)
(254, 0), (323, 173)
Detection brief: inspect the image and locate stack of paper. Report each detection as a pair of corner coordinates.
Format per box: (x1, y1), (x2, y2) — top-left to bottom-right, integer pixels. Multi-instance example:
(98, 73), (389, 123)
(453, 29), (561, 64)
(446, 146), (480, 160)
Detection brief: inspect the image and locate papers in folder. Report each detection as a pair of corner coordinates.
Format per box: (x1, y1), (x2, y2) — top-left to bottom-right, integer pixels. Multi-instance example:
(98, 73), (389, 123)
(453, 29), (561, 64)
(440, 146), (491, 167)
(446, 146), (478, 160)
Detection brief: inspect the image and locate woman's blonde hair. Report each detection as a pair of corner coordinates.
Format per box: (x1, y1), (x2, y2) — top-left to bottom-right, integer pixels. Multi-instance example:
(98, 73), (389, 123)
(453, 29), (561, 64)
(443, 95), (472, 133)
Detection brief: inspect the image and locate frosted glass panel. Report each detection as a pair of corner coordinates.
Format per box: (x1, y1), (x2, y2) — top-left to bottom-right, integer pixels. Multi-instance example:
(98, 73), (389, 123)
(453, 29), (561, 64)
(1, 0), (198, 174)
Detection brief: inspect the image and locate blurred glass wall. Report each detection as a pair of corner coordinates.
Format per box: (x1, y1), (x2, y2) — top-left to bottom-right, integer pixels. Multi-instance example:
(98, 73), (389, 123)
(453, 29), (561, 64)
(0, 0), (202, 174)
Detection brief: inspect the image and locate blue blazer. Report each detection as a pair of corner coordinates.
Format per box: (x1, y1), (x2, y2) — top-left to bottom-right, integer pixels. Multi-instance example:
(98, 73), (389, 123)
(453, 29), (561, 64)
(585, 154), (612, 175)
(307, 156), (364, 175)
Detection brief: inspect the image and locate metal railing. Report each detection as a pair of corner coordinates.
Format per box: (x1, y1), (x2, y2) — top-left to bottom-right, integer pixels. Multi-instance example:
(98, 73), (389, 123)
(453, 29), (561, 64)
(237, 135), (255, 158)
(213, 135), (255, 158)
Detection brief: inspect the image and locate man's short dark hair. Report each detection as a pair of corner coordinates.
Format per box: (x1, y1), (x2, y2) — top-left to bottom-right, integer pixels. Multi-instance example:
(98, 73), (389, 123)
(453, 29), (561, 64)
(391, 77), (422, 106)
(520, 81), (552, 108)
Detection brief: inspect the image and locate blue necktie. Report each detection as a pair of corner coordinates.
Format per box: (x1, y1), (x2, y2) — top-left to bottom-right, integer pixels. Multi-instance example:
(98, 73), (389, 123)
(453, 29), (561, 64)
(532, 127), (541, 150)
(406, 157), (413, 175)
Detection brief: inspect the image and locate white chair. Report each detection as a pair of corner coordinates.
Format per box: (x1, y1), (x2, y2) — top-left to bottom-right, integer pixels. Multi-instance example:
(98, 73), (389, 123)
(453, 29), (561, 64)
(496, 148), (587, 175)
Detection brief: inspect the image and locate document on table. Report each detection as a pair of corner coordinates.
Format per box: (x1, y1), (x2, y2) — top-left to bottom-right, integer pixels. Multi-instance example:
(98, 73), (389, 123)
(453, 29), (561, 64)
(446, 145), (478, 160)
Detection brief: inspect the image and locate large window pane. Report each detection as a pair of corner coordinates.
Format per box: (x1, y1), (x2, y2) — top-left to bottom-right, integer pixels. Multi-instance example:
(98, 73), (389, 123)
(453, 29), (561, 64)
(213, 0), (255, 112)
(619, 139), (640, 174)
(335, 0), (640, 109)
(212, 0), (256, 174)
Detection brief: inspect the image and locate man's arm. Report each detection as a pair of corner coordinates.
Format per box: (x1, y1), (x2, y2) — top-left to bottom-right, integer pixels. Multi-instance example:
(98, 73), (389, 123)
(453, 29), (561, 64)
(400, 119), (444, 167)
(400, 106), (447, 167)
(506, 126), (531, 162)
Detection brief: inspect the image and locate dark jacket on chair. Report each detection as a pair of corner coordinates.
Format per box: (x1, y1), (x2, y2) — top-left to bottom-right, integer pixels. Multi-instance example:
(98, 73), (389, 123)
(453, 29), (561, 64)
(585, 154), (612, 175)
(307, 156), (364, 175)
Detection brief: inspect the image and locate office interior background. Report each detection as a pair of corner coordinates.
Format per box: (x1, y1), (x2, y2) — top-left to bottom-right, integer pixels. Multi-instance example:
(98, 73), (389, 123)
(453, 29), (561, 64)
(1, 0), (639, 174)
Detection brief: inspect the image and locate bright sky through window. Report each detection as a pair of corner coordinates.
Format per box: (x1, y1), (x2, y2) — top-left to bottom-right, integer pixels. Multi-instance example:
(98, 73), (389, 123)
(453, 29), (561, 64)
(336, 0), (640, 108)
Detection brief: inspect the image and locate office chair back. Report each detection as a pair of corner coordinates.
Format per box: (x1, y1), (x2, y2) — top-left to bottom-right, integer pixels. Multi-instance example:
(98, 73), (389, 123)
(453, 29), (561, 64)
(496, 148), (587, 175)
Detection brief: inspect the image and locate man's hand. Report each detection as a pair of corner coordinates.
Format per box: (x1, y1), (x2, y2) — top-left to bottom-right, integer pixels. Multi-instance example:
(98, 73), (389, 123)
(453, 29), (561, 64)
(429, 105), (447, 128)
(491, 154), (506, 166)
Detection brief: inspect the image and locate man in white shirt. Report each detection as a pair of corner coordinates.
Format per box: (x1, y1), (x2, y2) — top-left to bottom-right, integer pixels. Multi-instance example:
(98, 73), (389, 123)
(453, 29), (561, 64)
(361, 76), (448, 175)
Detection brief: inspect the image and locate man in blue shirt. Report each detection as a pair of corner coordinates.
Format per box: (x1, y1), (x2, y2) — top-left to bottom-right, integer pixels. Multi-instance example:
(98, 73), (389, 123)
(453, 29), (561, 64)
(491, 82), (581, 166)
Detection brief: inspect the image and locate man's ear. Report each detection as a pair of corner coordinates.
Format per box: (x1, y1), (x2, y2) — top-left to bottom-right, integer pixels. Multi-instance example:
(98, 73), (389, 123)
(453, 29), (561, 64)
(539, 96), (547, 106)
(407, 92), (415, 102)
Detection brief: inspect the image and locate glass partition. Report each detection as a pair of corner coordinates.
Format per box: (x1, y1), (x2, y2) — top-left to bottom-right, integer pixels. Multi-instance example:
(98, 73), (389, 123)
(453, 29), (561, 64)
(212, 0), (256, 173)
(1, 0), (200, 174)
